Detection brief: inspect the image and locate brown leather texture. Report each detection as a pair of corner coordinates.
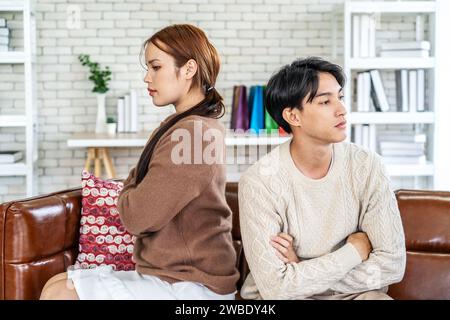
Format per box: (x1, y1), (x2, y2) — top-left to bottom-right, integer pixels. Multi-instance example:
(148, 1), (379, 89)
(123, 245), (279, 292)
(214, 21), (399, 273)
(387, 189), (450, 300)
(1, 185), (449, 300)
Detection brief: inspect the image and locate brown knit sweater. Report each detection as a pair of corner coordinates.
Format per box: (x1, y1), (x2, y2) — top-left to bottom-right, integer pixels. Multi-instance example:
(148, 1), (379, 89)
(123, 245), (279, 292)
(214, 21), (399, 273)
(117, 114), (239, 295)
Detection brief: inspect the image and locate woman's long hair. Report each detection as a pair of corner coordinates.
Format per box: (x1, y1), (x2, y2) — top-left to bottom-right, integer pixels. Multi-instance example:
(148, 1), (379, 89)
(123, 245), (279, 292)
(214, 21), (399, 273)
(135, 24), (225, 185)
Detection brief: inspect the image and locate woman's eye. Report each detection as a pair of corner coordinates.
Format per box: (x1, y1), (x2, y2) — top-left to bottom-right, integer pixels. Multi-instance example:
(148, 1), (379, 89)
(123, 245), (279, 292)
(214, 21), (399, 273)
(339, 96), (345, 101)
(152, 66), (161, 71)
(320, 100), (329, 105)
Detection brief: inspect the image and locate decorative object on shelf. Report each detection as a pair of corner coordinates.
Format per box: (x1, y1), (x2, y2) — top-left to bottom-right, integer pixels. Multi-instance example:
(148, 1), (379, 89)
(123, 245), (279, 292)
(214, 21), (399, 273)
(78, 54), (112, 133)
(106, 117), (117, 136)
(116, 89), (138, 133)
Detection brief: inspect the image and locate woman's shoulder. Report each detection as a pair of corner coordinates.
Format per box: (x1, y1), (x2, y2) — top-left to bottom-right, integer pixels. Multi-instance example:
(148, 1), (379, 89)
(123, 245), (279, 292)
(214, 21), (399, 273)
(165, 115), (225, 139)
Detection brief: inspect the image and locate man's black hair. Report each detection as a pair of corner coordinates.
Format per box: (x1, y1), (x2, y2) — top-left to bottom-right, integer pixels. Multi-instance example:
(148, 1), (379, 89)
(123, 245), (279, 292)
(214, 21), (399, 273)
(265, 56), (345, 133)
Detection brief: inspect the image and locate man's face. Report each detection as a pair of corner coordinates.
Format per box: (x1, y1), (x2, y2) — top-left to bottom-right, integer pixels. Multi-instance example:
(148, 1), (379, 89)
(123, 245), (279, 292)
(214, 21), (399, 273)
(297, 72), (347, 144)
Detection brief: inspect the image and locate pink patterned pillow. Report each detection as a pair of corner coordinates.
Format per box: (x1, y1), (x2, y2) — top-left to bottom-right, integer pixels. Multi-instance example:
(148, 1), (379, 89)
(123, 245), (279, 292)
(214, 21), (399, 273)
(74, 170), (135, 271)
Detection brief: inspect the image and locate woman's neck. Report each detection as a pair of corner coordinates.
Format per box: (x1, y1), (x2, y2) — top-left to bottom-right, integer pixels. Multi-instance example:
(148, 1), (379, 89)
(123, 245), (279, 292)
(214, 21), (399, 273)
(290, 136), (333, 179)
(174, 88), (205, 114)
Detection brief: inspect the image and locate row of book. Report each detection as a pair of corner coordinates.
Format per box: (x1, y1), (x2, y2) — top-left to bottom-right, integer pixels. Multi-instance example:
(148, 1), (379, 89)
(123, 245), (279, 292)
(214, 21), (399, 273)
(356, 69), (425, 112)
(0, 150), (23, 164)
(380, 40), (431, 58)
(353, 125), (427, 164)
(0, 18), (9, 52)
(230, 85), (287, 134)
(352, 14), (376, 58)
(116, 89), (138, 133)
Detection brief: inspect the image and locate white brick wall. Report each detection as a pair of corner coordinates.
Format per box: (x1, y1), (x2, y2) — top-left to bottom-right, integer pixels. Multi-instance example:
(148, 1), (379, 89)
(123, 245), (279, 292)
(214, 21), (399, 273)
(0, 0), (432, 202)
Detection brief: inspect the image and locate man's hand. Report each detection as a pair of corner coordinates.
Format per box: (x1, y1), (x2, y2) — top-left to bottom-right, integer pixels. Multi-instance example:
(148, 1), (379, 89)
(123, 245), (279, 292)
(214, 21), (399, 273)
(270, 233), (300, 264)
(346, 232), (373, 261)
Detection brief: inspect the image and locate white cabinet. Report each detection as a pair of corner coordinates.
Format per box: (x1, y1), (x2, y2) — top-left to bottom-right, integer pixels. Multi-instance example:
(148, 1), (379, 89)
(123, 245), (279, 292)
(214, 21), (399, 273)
(0, 0), (37, 196)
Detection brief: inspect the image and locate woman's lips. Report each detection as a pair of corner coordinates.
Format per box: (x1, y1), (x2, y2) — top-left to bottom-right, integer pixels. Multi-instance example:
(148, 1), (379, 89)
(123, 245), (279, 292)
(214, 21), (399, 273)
(148, 89), (157, 96)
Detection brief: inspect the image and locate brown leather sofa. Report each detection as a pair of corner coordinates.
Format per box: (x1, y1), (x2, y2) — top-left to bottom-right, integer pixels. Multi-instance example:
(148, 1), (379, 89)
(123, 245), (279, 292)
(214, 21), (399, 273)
(0, 183), (449, 300)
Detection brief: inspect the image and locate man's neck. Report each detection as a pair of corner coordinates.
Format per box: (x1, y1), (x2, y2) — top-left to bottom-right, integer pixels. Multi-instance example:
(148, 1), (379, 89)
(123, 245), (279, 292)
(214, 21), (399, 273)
(289, 136), (333, 180)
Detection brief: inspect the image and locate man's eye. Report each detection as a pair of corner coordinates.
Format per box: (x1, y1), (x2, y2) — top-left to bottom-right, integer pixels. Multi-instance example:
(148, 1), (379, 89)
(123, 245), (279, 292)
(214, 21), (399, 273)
(320, 100), (329, 105)
(339, 96), (345, 101)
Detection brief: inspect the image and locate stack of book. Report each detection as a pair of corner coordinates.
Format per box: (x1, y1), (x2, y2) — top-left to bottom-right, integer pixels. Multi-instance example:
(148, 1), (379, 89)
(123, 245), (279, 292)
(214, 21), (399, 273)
(356, 70), (390, 112)
(352, 14), (376, 58)
(353, 124), (377, 152)
(395, 69), (425, 112)
(378, 131), (427, 165)
(379, 41), (430, 58)
(0, 18), (9, 52)
(0, 150), (23, 164)
(117, 89), (138, 133)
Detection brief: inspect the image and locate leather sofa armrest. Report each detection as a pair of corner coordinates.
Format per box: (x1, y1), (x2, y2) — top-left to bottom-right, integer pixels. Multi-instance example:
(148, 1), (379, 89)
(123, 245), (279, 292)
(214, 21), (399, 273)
(0, 187), (83, 300)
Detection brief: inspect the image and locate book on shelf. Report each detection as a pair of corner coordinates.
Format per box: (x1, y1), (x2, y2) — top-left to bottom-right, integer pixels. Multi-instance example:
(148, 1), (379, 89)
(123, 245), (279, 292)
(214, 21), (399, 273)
(379, 49), (429, 58)
(117, 90), (138, 133)
(379, 141), (425, 151)
(408, 71), (417, 112)
(0, 150), (23, 164)
(380, 148), (424, 157)
(382, 155), (427, 165)
(417, 69), (425, 112)
(352, 14), (376, 58)
(369, 70), (389, 112)
(380, 41), (430, 51)
(0, 28), (9, 37)
(378, 132), (426, 143)
(353, 124), (376, 152)
(0, 36), (9, 45)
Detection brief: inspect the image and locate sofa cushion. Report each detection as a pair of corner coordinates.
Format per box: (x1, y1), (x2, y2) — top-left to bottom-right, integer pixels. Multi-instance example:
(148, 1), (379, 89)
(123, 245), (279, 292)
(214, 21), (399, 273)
(74, 170), (135, 271)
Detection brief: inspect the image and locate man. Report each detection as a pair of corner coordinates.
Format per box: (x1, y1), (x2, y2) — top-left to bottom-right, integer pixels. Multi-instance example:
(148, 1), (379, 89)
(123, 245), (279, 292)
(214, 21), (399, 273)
(238, 57), (406, 300)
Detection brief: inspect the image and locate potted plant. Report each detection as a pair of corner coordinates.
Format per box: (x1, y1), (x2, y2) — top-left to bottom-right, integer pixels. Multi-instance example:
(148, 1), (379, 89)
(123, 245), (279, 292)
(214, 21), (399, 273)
(106, 116), (117, 135)
(78, 54), (112, 133)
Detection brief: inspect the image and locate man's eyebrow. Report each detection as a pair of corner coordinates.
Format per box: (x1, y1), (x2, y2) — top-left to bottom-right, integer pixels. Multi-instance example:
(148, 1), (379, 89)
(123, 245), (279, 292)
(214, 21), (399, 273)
(314, 87), (343, 98)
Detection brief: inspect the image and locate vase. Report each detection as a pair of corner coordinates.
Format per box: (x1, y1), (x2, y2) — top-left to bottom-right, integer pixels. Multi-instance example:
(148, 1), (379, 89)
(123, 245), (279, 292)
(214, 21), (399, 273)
(107, 123), (117, 135)
(95, 93), (107, 133)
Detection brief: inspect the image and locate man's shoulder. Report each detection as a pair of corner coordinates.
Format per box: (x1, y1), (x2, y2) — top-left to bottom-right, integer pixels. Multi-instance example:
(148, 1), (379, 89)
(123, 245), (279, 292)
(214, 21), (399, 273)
(239, 142), (289, 187)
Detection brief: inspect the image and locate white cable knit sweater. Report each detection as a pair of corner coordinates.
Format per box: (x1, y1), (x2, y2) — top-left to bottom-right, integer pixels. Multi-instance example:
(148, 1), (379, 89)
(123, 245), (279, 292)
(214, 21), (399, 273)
(238, 140), (406, 300)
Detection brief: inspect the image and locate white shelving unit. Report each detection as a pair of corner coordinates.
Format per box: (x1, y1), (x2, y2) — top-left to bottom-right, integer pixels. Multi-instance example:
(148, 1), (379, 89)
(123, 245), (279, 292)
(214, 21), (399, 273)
(341, 0), (450, 190)
(0, 0), (38, 196)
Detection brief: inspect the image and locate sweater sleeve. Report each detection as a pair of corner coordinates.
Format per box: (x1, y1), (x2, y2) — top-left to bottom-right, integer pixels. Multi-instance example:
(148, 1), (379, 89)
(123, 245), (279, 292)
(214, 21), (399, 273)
(330, 154), (406, 294)
(117, 121), (214, 235)
(239, 174), (363, 300)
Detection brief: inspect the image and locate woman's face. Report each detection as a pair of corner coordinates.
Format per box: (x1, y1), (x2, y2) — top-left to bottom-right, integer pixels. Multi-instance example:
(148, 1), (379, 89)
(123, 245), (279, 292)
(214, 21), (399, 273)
(143, 42), (189, 107)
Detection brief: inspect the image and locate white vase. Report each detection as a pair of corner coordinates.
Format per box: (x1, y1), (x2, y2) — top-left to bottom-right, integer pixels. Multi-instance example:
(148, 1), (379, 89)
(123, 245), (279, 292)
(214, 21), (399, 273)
(95, 93), (107, 133)
(107, 123), (117, 135)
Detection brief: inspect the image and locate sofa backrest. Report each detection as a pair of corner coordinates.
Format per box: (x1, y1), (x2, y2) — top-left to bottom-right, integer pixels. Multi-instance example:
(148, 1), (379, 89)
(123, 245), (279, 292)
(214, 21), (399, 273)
(388, 189), (450, 300)
(1, 184), (450, 300)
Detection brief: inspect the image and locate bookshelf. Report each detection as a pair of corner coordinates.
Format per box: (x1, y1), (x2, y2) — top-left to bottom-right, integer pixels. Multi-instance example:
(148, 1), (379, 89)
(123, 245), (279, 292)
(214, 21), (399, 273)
(339, 0), (450, 190)
(0, 0), (37, 196)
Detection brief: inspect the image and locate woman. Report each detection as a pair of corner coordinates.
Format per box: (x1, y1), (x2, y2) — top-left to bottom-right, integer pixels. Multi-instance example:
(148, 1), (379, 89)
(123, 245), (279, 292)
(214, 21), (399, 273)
(40, 24), (239, 300)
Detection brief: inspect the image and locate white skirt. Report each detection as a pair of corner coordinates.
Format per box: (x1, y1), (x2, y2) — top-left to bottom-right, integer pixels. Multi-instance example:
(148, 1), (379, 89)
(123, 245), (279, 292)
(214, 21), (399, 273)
(67, 265), (235, 300)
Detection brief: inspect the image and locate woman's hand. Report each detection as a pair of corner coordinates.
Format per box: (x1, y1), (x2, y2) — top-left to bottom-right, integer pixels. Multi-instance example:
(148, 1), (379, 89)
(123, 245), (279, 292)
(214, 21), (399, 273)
(270, 233), (300, 264)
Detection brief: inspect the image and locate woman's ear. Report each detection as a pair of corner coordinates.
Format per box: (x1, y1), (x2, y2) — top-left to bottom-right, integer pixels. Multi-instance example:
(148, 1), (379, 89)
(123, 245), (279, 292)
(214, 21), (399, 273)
(282, 107), (302, 129)
(183, 59), (198, 80)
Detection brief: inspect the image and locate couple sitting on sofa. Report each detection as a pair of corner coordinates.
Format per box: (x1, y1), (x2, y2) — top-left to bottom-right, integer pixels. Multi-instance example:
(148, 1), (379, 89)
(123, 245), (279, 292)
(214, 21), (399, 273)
(40, 24), (406, 300)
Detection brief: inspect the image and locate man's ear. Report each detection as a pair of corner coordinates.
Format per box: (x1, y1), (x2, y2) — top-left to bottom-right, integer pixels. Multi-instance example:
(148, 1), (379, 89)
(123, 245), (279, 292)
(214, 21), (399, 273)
(282, 107), (302, 129)
(183, 59), (198, 80)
